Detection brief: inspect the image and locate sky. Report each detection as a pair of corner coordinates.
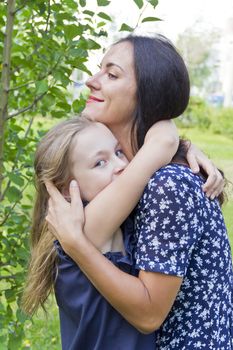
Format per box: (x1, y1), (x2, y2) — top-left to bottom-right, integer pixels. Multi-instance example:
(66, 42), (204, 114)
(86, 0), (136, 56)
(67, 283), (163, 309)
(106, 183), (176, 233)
(108, 0), (233, 41)
(85, 0), (233, 68)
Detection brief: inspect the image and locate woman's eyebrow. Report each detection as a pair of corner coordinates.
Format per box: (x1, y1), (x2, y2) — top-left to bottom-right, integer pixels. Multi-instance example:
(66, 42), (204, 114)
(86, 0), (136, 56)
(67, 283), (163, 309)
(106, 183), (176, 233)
(101, 61), (125, 72)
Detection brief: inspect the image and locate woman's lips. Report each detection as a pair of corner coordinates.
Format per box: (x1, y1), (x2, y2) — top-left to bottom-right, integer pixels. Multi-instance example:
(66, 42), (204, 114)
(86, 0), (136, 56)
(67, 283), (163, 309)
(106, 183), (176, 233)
(86, 96), (104, 103)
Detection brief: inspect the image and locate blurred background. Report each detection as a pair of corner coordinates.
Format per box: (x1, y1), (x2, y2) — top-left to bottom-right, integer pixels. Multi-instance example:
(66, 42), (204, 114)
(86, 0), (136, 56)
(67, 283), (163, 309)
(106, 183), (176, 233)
(1, 1), (232, 349)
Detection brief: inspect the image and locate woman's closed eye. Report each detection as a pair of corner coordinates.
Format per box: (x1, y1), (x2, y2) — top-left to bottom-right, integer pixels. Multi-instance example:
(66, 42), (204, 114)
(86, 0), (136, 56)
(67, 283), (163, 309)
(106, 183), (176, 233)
(108, 72), (117, 80)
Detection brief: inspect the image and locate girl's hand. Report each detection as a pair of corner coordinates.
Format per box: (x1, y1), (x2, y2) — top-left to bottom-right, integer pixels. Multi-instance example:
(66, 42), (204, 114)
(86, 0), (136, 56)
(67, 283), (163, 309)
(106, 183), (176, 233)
(45, 180), (85, 252)
(186, 143), (224, 199)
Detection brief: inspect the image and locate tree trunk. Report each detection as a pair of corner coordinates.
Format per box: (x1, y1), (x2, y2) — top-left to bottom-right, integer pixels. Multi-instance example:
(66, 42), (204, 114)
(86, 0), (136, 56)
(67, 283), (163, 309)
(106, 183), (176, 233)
(0, 0), (15, 199)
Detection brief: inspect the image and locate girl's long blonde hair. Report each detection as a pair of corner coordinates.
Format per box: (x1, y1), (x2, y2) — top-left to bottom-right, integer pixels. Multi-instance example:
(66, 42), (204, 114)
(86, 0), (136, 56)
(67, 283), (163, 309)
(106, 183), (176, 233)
(21, 116), (92, 316)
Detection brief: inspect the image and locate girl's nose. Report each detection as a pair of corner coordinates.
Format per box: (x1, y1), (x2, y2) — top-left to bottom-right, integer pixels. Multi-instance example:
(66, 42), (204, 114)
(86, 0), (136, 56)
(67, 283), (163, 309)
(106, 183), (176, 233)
(113, 158), (127, 175)
(86, 73), (101, 90)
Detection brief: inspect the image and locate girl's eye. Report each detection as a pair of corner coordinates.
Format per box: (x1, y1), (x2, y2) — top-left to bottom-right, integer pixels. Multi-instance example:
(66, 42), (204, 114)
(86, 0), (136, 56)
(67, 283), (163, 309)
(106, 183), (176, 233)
(95, 160), (106, 167)
(108, 72), (117, 79)
(115, 149), (124, 158)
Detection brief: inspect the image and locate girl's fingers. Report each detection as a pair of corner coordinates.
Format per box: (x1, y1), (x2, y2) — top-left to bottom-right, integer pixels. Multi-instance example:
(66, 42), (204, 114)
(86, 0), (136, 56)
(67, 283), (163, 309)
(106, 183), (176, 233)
(186, 152), (200, 174)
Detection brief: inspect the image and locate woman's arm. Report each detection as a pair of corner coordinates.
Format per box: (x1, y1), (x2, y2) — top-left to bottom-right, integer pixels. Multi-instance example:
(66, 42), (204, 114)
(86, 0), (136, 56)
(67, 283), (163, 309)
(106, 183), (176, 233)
(81, 120), (179, 250)
(46, 179), (182, 333)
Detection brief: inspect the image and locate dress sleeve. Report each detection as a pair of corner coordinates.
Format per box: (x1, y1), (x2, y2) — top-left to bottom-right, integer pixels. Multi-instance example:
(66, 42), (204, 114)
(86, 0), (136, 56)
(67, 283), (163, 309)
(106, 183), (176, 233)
(135, 167), (204, 277)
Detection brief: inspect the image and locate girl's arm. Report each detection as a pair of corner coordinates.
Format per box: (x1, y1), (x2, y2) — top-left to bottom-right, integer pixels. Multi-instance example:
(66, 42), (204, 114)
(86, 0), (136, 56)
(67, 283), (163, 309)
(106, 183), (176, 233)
(186, 143), (224, 198)
(80, 120), (179, 250)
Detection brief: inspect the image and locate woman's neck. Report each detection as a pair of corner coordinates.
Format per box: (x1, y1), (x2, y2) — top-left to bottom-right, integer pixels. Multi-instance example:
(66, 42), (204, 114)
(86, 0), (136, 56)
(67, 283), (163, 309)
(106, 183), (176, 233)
(109, 124), (134, 161)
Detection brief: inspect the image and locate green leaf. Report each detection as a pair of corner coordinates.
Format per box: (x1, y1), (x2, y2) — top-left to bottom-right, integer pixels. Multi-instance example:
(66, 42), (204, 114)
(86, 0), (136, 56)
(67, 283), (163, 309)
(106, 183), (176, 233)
(77, 38), (101, 50)
(83, 10), (94, 16)
(119, 23), (134, 32)
(72, 99), (85, 113)
(75, 62), (92, 75)
(6, 186), (22, 202)
(97, 0), (110, 6)
(147, 0), (159, 8)
(35, 80), (48, 94)
(133, 0), (144, 9)
(50, 110), (67, 118)
(64, 24), (83, 40)
(142, 16), (162, 22)
(8, 173), (25, 187)
(16, 309), (28, 323)
(80, 0), (86, 6)
(97, 12), (112, 21)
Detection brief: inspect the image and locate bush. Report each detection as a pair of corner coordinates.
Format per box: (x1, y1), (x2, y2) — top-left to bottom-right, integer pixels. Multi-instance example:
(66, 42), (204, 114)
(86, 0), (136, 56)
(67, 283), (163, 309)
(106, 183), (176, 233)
(176, 96), (212, 129)
(176, 96), (233, 139)
(210, 107), (233, 138)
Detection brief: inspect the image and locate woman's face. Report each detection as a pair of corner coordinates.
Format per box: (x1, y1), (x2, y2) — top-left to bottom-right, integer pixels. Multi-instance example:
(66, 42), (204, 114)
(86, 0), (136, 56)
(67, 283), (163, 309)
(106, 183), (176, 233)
(69, 123), (129, 202)
(83, 41), (137, 129)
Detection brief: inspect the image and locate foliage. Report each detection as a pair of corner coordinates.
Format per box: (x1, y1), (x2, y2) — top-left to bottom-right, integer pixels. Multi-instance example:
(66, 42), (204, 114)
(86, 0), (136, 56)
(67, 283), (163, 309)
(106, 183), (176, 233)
(176, 96), (233, 139)
(176, 27), (219, 93)
(176, 96), (212, 129)
(178, 127), (233, 242)
(0, 0), (160, 348)
(210, 107), (233, 139)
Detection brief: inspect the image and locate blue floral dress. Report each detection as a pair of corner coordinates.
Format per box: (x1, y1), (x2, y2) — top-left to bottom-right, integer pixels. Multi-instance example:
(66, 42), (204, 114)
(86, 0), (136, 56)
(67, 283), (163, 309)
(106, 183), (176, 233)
(135, 164), (233, 349)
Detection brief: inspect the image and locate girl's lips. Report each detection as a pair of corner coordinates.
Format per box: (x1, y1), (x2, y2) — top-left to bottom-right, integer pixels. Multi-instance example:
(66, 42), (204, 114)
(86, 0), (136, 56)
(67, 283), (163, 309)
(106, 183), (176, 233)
(87, 96), (104, 103)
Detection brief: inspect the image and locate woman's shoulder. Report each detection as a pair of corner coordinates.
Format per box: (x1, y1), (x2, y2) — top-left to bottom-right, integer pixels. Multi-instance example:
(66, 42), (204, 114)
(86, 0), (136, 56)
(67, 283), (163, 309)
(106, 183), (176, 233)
(140, 163), (205, 206)
(148, 163), (203, 188)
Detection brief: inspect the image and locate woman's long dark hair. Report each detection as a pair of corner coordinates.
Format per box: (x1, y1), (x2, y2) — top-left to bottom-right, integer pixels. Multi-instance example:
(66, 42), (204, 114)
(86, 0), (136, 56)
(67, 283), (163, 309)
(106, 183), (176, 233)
(116, 34), (190, 151)
(116, 34), (226, 204)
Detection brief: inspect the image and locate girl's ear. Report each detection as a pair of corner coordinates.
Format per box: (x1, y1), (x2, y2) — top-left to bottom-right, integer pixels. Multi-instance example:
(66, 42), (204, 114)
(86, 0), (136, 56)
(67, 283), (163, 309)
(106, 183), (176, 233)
(61, 186), (71, 203)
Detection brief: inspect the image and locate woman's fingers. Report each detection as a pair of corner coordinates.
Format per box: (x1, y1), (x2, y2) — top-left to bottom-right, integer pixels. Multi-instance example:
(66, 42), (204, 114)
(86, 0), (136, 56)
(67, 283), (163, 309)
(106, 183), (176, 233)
(69, 180), (84, 223)
(45, 180), (64, 202)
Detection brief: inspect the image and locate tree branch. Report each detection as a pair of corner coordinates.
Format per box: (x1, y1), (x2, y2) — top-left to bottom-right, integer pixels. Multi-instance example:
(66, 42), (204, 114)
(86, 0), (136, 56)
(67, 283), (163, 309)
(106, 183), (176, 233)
(45, 0), (51, 33)
(7, 92), (47, 119)
(0, 0), (16, 199)
(133, 2), (149, 31)
(8, 80), (34, 91)
(13, 0), (28, 14)
(0, 182), (29, 226)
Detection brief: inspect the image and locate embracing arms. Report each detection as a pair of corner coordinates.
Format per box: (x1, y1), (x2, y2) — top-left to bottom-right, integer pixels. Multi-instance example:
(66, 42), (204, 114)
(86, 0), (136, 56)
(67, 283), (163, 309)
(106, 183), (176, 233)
(64, 121), (224, 251)
(83, 120), (178, 250)
(46, 179), (182, 333)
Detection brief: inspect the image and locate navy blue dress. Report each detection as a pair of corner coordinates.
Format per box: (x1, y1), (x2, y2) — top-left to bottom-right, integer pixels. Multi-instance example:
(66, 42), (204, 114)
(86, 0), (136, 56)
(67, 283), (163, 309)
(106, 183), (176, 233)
(54, 219), (155, 350)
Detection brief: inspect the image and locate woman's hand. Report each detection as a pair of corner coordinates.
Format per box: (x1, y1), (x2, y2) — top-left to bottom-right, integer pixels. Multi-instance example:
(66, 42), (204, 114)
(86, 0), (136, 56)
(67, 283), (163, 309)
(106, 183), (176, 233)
(186, 143), (224, 199)
(45, 180), (85, 252)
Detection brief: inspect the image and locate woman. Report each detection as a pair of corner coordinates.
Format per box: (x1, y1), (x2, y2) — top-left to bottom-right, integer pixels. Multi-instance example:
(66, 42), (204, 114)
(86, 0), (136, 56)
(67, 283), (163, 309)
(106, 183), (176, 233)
(47, 34), (232, 349)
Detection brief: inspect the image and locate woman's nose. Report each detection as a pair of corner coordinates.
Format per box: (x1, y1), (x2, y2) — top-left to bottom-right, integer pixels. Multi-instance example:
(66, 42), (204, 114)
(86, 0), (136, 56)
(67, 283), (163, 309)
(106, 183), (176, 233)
(86, 73), (101, 90)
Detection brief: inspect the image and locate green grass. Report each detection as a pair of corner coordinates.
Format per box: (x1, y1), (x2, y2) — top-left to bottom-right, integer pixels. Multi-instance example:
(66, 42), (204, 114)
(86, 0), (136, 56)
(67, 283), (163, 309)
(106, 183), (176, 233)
(180, 128), (233, 249)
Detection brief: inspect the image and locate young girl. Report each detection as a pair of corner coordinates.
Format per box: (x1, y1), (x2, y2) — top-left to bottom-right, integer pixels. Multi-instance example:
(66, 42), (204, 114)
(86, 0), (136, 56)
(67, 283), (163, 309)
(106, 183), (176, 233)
(22, 116), (179, 349)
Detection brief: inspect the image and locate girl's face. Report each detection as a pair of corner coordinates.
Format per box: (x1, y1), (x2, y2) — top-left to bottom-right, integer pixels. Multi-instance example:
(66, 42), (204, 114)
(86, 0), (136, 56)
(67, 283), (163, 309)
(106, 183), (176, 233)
(69, 123), (129, 202)
(83, 41), (137, 129)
